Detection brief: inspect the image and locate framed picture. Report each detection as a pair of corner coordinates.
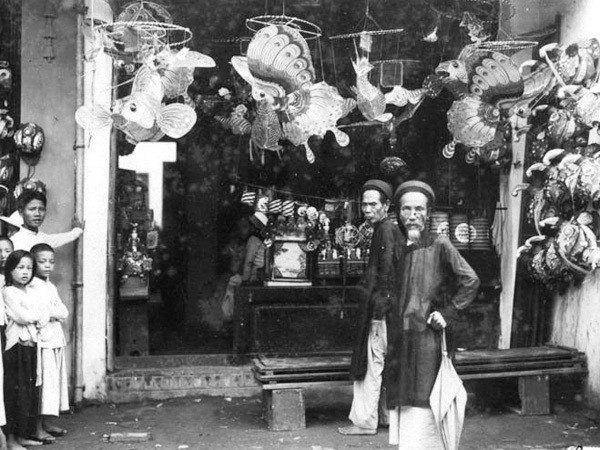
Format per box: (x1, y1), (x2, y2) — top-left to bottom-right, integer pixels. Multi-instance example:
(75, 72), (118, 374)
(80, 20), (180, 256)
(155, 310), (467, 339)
(269, 236), (309, 282)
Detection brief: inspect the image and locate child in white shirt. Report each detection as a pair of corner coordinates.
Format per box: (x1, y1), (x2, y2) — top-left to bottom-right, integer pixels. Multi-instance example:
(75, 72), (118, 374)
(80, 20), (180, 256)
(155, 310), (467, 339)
(30, 243), (69, 441)
(0, 236), (14, 449)
(3, 249), (48, 448)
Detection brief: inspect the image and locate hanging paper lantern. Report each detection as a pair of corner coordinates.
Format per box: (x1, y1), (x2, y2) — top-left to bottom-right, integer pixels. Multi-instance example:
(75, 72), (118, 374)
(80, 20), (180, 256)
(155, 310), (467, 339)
(429, 211), (450, 236)
(0, 61), (12, 92)
(13, 122), (45, 166)
(268, 199), (282, 214)
(282, 200), (295, 217)
(0, 154), (15, 183)
(442, 141), (456, 159)
(450, 214), (470, 250)
(13, 177), (47, 199)
(470, 216), (491, 250)
(240, 189), (256, 206)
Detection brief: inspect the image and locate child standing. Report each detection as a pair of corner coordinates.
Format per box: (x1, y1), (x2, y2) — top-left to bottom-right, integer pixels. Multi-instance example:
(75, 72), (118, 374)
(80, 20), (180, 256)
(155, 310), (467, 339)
(30, 243), (69, 440)
(0, 236), (14, 450)
(3, 250), (48, 449)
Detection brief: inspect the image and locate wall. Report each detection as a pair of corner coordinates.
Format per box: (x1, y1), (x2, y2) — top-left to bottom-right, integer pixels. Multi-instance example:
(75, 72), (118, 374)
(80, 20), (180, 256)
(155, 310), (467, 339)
(20, 0), (79, 394)
(20, 0), (113, 401)
(548, 0), (600, 409)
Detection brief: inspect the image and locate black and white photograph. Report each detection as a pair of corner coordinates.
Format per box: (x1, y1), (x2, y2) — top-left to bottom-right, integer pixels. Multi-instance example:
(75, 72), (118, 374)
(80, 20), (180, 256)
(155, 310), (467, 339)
(0, 0), (598, 448)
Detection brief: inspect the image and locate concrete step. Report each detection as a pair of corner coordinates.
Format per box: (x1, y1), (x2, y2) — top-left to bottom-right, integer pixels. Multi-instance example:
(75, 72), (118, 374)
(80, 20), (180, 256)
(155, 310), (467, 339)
(106, 356), (261, 403)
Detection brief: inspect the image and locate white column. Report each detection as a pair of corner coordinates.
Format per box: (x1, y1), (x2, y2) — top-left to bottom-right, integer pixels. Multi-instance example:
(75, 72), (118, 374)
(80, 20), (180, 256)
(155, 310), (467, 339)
(81, 1), (113, 399)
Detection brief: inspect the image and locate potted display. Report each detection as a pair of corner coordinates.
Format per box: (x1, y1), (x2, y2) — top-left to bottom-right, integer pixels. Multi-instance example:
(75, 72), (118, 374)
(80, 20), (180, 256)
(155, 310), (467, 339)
(117, 224), (153, 299)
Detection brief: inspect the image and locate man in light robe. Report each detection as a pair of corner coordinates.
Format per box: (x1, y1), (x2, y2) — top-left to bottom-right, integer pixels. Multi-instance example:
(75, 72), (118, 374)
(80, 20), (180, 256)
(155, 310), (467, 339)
(386, 180), (479, 448)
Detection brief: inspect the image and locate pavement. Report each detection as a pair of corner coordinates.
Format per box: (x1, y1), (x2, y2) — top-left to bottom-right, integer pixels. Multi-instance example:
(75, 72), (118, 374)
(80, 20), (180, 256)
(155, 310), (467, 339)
(45, 386), (600, 450)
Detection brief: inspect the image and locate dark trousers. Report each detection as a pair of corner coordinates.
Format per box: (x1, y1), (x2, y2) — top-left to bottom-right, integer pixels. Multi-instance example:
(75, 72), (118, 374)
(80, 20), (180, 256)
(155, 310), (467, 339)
(4, 343), (39, 437)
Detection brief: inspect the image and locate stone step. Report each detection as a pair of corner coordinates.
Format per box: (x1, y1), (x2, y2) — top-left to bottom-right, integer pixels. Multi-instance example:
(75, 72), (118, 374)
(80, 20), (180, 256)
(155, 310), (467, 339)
(106, 358), (261, 404)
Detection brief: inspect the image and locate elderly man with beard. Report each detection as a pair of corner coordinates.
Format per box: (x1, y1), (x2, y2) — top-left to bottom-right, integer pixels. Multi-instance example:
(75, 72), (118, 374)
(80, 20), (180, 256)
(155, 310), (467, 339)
(339, 179), (402, 436)
(386, 181), (479, 448)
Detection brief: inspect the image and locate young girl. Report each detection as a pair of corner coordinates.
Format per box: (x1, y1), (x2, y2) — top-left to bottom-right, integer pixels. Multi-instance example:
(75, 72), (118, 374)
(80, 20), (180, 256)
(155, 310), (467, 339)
(0, 236), (14, 450)
(30, 243), (69, 441)
(3, 250), (48, 449)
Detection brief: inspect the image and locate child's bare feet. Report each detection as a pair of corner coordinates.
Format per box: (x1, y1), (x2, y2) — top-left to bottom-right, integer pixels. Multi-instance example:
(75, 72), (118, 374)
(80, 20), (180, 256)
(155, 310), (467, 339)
(43, 424), (67, 437)
(33, 418), (56, 443)
(7, 434), (35, 449)
(0, 430), (7, 450)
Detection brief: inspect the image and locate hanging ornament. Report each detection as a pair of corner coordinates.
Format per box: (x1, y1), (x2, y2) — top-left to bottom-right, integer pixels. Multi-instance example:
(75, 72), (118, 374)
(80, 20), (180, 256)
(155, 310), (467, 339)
(0, 109), (14, 140)
(442, 140), (457, 159)
(13, 177), (47, 199)
(99, 1), (192, 64)
(13, 123), (45, 166)
(0, 61), (13, 92)
(268, 199), (283, 214)
(0, 154), (15, 184)
(241, 189), (257, 206)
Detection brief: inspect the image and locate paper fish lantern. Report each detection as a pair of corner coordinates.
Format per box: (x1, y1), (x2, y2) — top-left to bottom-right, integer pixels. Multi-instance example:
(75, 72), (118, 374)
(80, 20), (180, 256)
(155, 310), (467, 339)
(76, 65), (197, 144)
(231, 25), (356, 162)
(154, 48), (216, 99)
(13, 122), (45, 165)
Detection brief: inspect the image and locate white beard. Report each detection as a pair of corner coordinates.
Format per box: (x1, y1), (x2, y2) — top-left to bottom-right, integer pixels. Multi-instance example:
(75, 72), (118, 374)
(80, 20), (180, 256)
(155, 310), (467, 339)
(407, 228), (421, 243)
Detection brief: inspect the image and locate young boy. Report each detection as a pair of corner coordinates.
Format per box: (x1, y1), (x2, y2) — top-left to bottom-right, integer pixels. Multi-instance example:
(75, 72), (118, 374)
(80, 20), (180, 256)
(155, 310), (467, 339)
(29, 243), (69, 441)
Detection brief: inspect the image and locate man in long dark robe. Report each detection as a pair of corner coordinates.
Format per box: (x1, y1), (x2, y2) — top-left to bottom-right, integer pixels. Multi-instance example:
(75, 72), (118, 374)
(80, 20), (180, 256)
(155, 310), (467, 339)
(386, 180), (479, 447)
(339, 179), (402, 435)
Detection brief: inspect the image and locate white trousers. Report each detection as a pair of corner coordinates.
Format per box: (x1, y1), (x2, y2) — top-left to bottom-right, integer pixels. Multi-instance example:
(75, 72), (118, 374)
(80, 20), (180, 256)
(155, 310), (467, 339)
(349, 320), (388, 430)
(39, 348), (69, 416)
(389, 406), (445, 449)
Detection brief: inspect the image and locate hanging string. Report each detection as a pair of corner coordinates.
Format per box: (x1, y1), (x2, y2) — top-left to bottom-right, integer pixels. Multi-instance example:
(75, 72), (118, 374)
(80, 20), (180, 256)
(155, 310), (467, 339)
(331, 41), (338, 86)
(235, 178), (361, 204)
(317, 36), (325, 82)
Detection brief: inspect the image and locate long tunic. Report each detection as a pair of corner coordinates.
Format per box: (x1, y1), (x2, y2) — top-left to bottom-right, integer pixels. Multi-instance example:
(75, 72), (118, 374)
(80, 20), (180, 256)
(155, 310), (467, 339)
(385, 232), (479, 408)
(350, 217), (402, 381)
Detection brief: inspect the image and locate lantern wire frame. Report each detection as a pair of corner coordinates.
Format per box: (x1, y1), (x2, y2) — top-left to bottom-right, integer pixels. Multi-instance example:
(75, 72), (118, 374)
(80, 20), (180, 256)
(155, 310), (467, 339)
(95, 0), (194, 59)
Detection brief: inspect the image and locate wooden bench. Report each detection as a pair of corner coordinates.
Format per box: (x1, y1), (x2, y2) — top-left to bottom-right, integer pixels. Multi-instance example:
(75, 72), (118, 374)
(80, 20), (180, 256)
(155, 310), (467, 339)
(253, 346), (587, 430)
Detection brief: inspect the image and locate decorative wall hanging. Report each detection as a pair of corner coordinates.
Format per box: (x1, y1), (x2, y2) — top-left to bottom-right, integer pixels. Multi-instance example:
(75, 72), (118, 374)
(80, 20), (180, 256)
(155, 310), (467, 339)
(13, 122), (45, 166)
(13, 177), (47, 199)
(517, 37), (600, 292)
(42, 1), (57, 62)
